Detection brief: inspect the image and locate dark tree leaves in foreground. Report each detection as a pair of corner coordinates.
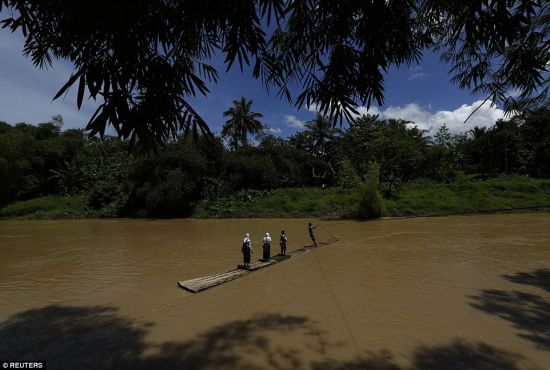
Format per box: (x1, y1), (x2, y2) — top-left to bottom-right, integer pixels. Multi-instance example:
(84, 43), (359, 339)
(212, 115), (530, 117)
(1, 0), (548, 151)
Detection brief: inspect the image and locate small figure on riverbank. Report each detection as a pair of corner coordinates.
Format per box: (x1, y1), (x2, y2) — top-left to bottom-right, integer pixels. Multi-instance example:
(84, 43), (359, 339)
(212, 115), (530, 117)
(279, 230), (287, 256)
(262, 232), (271, 261)
(308, 222), (318, 247)
(242, 233), (252, 267)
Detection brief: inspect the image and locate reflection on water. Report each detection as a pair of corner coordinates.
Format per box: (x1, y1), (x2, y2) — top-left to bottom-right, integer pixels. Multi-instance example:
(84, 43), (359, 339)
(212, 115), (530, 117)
(0, 214), (549, 369)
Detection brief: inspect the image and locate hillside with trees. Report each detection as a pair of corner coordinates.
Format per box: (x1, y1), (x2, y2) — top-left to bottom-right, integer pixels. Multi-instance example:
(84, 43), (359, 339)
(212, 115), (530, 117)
(1, 107), (549, 219)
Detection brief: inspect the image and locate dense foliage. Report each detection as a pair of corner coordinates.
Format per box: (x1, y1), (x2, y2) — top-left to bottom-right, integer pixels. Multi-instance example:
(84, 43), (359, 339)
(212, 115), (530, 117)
(1, 109), (549, 217)
(357, 162), (383, 219)
(1, 0), (548, 149)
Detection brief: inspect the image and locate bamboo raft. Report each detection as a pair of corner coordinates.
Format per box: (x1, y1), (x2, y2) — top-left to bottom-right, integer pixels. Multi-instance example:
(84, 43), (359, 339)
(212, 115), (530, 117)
(178, 237), (338, 293)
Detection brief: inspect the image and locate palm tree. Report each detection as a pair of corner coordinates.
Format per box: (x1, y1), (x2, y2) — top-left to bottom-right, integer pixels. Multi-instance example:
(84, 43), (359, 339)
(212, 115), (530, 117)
(48, 160), (82, 195)
(304, 114), (342, 156)
(221, 97), (264, 148)
(469, 126), (487, 139)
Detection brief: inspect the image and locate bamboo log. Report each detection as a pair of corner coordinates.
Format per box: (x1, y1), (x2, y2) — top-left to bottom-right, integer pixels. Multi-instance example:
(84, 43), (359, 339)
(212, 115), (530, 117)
(178, 237), (339, 293)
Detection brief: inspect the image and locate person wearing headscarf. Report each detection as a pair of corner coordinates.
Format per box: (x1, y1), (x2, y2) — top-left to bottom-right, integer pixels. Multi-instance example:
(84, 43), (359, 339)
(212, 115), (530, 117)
(262, 232), (272, 261)
(242, 233), (252, 267)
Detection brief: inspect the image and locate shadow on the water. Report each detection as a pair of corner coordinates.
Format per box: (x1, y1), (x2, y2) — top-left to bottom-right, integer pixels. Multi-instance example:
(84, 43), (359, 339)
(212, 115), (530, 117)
(145, 313), (321, 370)
(0, 305), (319, 370)
(312, 340), (527, 370)
(0, 304), (537, 370)
(470, 269), (550, 351)
(503, 269), (550, 292)
(0, 306), (148, 369)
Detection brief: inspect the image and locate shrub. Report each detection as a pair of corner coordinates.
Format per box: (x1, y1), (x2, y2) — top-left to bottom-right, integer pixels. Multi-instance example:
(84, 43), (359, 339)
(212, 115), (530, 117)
(88, 180), (120, 210)
(0, 196), (89, 219)
(357, 162), (383, 219)
(337, 159), (361, 192)
(357, 181), (383, 219)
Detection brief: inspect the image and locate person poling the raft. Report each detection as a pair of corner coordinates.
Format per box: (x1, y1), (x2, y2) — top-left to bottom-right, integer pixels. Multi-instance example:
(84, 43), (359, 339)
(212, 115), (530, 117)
(279, 230), (287, 256)
(242, 233), (253, 267)
(262, 232), (272, 261)
(308, 222), (318, 247)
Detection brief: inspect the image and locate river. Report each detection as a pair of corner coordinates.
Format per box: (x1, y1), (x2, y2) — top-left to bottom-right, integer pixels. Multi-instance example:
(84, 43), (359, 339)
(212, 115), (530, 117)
(0, 214), (549, 369)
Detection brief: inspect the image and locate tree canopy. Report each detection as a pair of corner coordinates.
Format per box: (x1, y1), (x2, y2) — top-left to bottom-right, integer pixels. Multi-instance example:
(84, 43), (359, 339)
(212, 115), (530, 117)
(1, 0), (548, 150)
(304, 114), (341, 157)
(221, 97), (264, 148)
(0, 109), (549, 214)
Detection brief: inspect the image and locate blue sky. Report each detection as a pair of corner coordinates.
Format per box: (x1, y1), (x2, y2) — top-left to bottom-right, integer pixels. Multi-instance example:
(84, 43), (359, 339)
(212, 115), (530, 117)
(0, 29), (507, 137)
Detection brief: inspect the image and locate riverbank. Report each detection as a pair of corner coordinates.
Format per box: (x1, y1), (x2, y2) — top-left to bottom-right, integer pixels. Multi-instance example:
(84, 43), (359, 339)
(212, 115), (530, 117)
(1, 175), (550, 220)
(194, 175), (550, 218)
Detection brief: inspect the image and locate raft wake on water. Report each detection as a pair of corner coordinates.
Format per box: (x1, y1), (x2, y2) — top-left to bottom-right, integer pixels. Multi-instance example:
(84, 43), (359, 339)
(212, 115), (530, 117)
(178, 226), (339, 293)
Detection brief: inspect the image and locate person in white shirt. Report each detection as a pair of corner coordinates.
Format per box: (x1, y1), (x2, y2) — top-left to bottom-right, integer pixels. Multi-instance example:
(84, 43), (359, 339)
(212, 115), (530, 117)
(262, 232), (272, 261)
(242, 233), (252, 267)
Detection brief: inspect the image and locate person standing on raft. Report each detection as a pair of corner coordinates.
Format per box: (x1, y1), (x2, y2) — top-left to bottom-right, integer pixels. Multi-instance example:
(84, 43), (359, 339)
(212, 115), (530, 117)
(308, 222), (318, 247)
(279, 230), (287, 256)
(262, 233), (272, 261)
(242, 233), (252, 267)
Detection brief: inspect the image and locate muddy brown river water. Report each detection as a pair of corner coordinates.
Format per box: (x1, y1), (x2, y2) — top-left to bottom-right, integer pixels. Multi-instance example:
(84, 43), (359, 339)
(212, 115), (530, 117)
(0, 214), (549, 369)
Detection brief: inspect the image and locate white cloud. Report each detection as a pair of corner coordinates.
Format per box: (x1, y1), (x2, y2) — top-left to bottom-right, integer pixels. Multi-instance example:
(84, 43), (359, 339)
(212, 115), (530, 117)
(304, 99), (505, 134)
(284, 115), (306, 128)
(407, 72), (428, 81)
(265, 127), (282, 134)
(306, 103), (319, 113)
(356, 105), (380, 116)
(0, 30), (101, 129)
(356, 100), (506, 134)
(407, 66), (428, 82)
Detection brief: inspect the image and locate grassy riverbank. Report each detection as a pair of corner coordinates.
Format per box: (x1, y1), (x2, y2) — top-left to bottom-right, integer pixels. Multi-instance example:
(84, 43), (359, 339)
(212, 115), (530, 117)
(2, 175), (550, 220)
(384, 175), (550, 217)
(193, 175), (550, 218)
(193, 187), (358, 218)
(0, 196), (92, 219)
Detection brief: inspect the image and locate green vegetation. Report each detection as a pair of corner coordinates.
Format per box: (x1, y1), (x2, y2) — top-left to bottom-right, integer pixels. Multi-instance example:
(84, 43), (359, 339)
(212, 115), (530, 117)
(357, 162), (383, 219)
(384, 175), (550, 217)
(1, 109), (550, 220)
(193, 188), (358, 219)
(1, 2), (548, 220)
(192, 175), (550, 219)
(0, 196), (90, 220)
(2, 176), (550, 220)
(221, 97), (264, 149)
